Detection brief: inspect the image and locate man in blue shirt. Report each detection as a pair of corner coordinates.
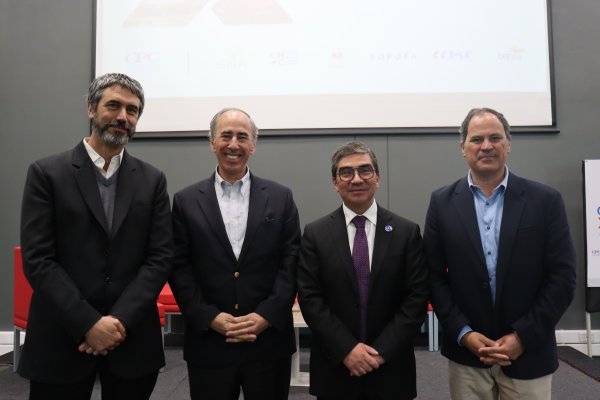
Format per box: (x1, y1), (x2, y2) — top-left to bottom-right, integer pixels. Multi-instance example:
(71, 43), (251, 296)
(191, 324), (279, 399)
(424, 107), (576, 399)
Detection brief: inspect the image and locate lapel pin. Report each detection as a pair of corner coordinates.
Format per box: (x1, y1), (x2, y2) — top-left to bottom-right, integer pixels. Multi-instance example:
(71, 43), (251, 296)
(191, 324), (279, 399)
(385, 225), (393, 232)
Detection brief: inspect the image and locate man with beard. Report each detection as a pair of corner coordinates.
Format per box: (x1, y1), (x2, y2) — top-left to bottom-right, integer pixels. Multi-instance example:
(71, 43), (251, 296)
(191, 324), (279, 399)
(19, 73), (173, 399)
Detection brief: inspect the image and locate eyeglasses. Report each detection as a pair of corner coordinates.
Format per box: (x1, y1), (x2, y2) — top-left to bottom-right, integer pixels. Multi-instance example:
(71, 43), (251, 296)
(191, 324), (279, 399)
(337, 165), (375, 182)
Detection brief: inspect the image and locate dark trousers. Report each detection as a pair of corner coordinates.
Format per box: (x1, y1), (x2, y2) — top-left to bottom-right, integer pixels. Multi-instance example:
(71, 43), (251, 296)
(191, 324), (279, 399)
(187, 355), (292, 400)
(318, 397), (380, 400)
(29, 362), (159, 400)
(317, 393), (382, 400)
(316, 374), (384, 400)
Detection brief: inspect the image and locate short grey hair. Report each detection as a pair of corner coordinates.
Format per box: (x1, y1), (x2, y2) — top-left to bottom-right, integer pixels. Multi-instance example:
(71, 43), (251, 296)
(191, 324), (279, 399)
(459, 107), (510, 144)
(87, 73), (145, 116)
(208, 108), (259, 142)
(331, 141), (379, 178)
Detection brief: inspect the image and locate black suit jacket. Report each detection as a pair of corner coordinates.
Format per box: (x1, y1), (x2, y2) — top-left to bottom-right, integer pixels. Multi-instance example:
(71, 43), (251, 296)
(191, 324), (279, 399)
(19, 141), (173, 383)
(424, 173), (576, 379)
(169, 173), (301, 367)
(297, 205), (429, 400)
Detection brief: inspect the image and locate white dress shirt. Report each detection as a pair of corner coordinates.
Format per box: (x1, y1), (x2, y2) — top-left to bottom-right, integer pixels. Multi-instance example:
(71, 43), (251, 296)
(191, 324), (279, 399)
(83, 137), (123, 178)
(214, 168), (251, 259)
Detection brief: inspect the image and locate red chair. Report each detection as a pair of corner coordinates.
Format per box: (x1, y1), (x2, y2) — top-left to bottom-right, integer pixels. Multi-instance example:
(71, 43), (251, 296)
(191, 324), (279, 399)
(13, 246), (33, 372)
(157, 303), (166, 328)
(157, 283), (180, 334)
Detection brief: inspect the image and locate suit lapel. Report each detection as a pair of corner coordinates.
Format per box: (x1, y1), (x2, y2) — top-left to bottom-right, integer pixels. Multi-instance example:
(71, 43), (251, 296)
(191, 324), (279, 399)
(328, 207), (360, 295)
(111, 151), (137, 237)
(238, 175), (267, 264)
(452, 178), (487, 267)
(196, 175), (238, 262)
(495, 174), (526, 302)
(370, 208), (393, 282)
(72, 143), (110, 235)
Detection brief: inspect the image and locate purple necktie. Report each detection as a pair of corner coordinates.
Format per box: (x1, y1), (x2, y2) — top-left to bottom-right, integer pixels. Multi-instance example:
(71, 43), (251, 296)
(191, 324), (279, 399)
(352, 215), (370, 342)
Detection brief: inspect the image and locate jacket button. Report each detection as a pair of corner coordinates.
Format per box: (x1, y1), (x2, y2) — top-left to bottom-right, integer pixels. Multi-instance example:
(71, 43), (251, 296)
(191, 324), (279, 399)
(234, 272), (240, 278)
(482, 281), (489, 289)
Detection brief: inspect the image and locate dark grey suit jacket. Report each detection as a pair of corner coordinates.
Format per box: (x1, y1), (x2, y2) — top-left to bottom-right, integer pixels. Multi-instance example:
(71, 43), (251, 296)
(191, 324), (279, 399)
(298, 205), (429, 400)
(169, 173), (301, 367)
(424, 172), (576, 379)
(19, 141), (173, 383)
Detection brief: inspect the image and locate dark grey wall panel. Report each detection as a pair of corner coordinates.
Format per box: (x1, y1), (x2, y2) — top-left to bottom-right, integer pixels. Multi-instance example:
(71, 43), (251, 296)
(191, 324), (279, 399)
(1, 0), (598, 332)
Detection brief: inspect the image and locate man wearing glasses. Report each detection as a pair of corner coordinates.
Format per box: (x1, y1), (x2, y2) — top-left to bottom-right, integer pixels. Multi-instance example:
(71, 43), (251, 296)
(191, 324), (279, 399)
(297, 141), (429, 400)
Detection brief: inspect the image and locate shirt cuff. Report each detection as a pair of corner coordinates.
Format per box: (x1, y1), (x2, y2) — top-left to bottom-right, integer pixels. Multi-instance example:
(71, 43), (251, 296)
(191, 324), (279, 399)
(458, 325), (473, 346)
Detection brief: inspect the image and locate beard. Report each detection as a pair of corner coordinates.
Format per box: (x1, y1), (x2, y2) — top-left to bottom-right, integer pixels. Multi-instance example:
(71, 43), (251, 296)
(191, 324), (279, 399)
(92, 116), (135, 147)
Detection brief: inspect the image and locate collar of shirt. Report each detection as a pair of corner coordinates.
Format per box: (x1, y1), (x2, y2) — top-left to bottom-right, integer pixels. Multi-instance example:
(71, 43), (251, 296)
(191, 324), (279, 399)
(214, 166), (251, 199)
(343, 201), (377, 270)
(342, 201), (378, 228)
(467, 165), (510, 193)
(83, 137), (123, 179)
(213, 166), (251, 260)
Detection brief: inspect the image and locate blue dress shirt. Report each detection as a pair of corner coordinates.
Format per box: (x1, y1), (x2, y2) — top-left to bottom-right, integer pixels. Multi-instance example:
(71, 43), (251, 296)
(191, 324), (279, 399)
(457, 168), (509, 344)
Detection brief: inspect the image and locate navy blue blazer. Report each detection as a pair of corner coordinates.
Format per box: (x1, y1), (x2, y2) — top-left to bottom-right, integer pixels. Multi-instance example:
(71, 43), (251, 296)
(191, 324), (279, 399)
(19, 142), (173, 383)
(424, 172), (576, 379)
(169, 173), (301, 367)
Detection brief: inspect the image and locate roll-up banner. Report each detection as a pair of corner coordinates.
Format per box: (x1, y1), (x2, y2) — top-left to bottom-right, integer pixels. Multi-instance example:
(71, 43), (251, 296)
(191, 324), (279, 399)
(583, 159), (600, 312)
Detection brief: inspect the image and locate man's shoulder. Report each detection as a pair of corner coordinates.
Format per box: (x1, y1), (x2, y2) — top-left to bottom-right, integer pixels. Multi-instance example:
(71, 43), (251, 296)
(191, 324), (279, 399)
(124, 151), (164, 177)
(29, 143), (89, 179)
(251, 174), (292, 194)
(175, 176), (212, 199)
(33, 143), (78, 164)
(378, 206), (419, 229)
(305, 208), (342, 230)
(509, 173), (561, 196)
(430, 177), (466, 198)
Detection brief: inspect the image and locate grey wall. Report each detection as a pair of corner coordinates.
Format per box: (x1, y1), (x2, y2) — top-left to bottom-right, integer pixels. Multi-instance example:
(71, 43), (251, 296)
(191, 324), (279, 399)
(1, 0), (598, 331)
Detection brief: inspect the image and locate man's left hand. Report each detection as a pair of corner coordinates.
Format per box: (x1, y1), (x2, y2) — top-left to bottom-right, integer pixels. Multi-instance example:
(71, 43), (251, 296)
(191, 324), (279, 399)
(478, 332), (524, 365)
(225, 313), (269, 343)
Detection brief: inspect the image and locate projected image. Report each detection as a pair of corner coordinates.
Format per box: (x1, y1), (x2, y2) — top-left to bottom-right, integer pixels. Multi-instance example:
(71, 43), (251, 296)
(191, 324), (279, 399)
(212, 0), (292, 25)
(95, 0), (554, 133)
(122, 0), (291, 27)
(122, 0), (209, 27)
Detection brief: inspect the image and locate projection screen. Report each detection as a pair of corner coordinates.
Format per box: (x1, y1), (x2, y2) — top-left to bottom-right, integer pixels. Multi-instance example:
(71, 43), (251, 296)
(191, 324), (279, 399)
(94, 0), (554, 135)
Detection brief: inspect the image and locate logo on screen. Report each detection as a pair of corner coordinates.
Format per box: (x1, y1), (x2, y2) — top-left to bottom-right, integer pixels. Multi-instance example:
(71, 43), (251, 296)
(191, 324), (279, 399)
(270, 51), (298, 67)
(498, 47), (524, 61)
(433, 50), (471, 61)
(591, 249), (600, 256)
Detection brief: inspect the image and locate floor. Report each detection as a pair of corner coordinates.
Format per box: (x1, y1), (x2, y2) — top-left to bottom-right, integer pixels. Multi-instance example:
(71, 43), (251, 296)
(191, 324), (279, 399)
(1, 345), (599, 400)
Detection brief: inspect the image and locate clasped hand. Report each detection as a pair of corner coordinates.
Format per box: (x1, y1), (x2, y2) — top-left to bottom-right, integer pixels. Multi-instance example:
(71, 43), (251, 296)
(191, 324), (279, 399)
(210, 312), (269, 343)
(462, 331), (524, 366)
(78, 316), (126, 356)
(343, 343), (385, 377)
